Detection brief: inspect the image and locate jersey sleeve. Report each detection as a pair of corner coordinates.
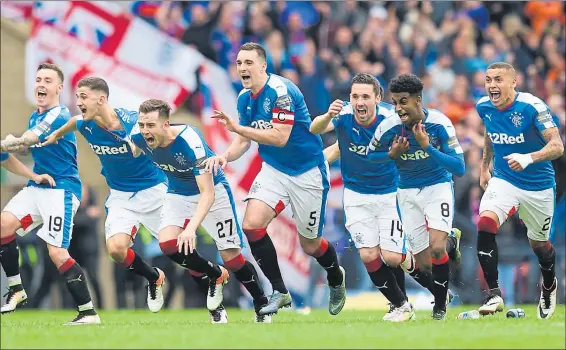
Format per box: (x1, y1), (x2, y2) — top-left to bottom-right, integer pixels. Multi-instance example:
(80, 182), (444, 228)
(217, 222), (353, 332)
(180, 128), (209, 176)
(0, 152), (9, 162)
(530, 102), (557, 132)
(439, 122), (464, 156)
(369, 125), (394, 153)
(331, 102), (351, 130)
(30, 106), (68, 142)
(237, 91), (251, 127)
(271, 89), (295, 126)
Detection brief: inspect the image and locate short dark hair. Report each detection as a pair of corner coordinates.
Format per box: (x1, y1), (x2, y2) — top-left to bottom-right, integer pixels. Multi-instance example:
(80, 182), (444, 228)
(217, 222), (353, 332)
(239, 42), (267, 62)
(351, 73), (381, 97)
(77, 77), (110, 97)
(139, 99), (171, 119)
(487, 62), (516, 76)
(37, 63), (64, 83)
(389, 74), (424, 96)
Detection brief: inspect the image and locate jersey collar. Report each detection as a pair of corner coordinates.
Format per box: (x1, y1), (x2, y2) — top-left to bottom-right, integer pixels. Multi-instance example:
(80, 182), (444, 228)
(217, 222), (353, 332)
(36, 104), (61, 116)
(250, 74), (271, 99)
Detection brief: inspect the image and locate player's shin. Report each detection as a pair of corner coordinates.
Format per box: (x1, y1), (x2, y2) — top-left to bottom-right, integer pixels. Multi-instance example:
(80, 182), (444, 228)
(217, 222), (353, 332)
(159, 239), (222, 279)
(532, 241), (556, 289)
(391, 265), (407, 296)
(188, 270), (210, 295)
(224, 254), (268, 307)
(119, 248), (160, 282)
(0, 234), (22, 286)
(58, 258), (96, 313)
(477, 216), (500, 289)
(431, 253), (450, 308)
(311, 238), (343, 287)
(366, 257), (406, 307)
(402, 253), (436, 295)
(244, 228), (288, 294)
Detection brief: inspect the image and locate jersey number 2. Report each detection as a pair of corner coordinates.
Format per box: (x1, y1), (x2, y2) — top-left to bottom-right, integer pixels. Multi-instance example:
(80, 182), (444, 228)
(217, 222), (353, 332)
(349, 143), (368, 155)
(217, 219), (233, 238)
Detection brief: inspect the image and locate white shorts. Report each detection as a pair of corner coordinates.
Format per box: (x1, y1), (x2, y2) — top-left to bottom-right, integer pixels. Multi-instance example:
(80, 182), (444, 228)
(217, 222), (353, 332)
(246, 162), (330, 239)
(3, 187), (80, 249)
(159, 183), (242, 250)
(344, 188), (406, 254)
(480, 177), (555, 241)
(104, 183), (167, 241)
(397, 182), (454, 254)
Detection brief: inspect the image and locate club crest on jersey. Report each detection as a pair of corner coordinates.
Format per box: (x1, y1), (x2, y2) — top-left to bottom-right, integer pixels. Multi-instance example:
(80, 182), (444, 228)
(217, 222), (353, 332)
(263, 97), (271, 113)
(429, 134), (440, 148)
(174, 152), (186, 165)
(510, 112), (523, 127)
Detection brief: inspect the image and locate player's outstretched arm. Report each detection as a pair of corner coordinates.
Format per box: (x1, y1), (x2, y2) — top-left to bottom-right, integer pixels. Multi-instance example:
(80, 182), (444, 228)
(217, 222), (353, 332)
(480, 131), (493, 189)
(324, 142), (340, 164)
(177, 172), (215, 255)
(310, 99), (344, 134)
(1, 131), (39, 153)
(1, 153), (55, 187)
(41, 115), (78, 146)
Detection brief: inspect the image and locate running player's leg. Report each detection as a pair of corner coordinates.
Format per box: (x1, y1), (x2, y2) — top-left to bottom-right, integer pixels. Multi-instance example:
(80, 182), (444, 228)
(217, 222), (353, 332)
(288, 162), (345, 316)
(38, 188), (98, 324)
(243, 165), (291, 309)
(518, 186), (557, 319)
(208, 183), (270, 323)
(0, 188), (40, 313)
(346, 189), (410, 321)
(421, 182), (455, 320)
(477, 178), (519, 314)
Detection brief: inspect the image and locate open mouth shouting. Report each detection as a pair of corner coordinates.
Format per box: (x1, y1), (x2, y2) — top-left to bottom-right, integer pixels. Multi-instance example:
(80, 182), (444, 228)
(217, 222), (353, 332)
(398, 112), (409, 123)
(356, 106), (368, 117)
(489, 89), (501, 103)
(37, 89), (47, 102)
(240, 73), (251, 84)
(144, 135), (155, 146)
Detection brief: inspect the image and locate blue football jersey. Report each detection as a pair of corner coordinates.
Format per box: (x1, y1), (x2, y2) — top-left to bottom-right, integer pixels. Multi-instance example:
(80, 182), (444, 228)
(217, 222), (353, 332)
(370, 108), (464, 189)
(28, 105), (82, 200)
(237, 74), (324, 176)
(332, 102), (398, 194)
(130, 125), (227, 196)
(476, 92), (557, 191)
(76, 108), (165, 192)
(0, 152), (8, 162)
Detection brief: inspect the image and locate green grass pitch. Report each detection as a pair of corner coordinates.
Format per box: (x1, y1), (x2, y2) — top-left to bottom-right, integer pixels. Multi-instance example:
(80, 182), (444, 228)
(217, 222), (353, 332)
(1, 305), (564, 349)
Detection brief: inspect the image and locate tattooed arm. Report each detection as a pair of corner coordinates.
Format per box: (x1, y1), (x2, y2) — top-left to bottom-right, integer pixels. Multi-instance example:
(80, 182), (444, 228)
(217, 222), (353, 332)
(480, 131), (494, 190)
(530, 127), (564, 162)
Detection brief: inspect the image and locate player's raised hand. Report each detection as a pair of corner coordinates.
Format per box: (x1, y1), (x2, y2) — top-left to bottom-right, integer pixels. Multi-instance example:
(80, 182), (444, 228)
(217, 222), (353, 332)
(177, 227), (197, 255)
(203, 155), (228, 176)
(327, 99), (344, 118)
(479, 168), (491, 190)
(389, 135), (410, 159)
(412, 121), (429, 148)
(212, 110), (237, 132)
(31, 173), (56, 187)
(504, 153), (533, 172)
(41, 130), (62, 147)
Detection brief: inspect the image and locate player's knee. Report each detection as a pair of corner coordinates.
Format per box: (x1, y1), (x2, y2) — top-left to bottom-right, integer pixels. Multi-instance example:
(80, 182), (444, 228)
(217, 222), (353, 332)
(430, 247), (447, 261)
(300, 237), (322, 256)
(0, 212), (19, 238)
(46, 245), (70, 267)
(219, 248), (242, 264)
(106, 237), (129, 262)
(477, 215), (499, 234)
(380, 250), (403, 267)
(359, 247), (380, 264)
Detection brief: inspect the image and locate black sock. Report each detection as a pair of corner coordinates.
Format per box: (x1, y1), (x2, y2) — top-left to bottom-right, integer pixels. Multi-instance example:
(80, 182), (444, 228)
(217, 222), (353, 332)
(432, 256), (450, 309)
(234, 261), (268, 305)
(59, 259), (94, 310)
(0, 238), (20, 278)
(248, 234), (288, 294)
(122, 249), (159, 283)
(409, 268), (435, 296)
(534, 244), (556, 289)
(477, 231), (499, 289)
(391, 265), (406, 296)
(160, 240), (221, 279)
(368, 264), (406, 307)
(189, 272), (210, 295)
(314, 240), (343, 287)
(446, 236), (457, 260)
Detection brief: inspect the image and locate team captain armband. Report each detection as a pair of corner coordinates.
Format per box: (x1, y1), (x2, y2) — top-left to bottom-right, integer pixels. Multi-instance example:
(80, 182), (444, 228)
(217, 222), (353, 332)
(536, 110), (555, 129)
(272, 94), (294, 125)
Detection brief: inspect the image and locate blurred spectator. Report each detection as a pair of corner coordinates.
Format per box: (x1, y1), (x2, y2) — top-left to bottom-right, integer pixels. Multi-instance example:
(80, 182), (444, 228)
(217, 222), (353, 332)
(180, 2), (224, 61)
